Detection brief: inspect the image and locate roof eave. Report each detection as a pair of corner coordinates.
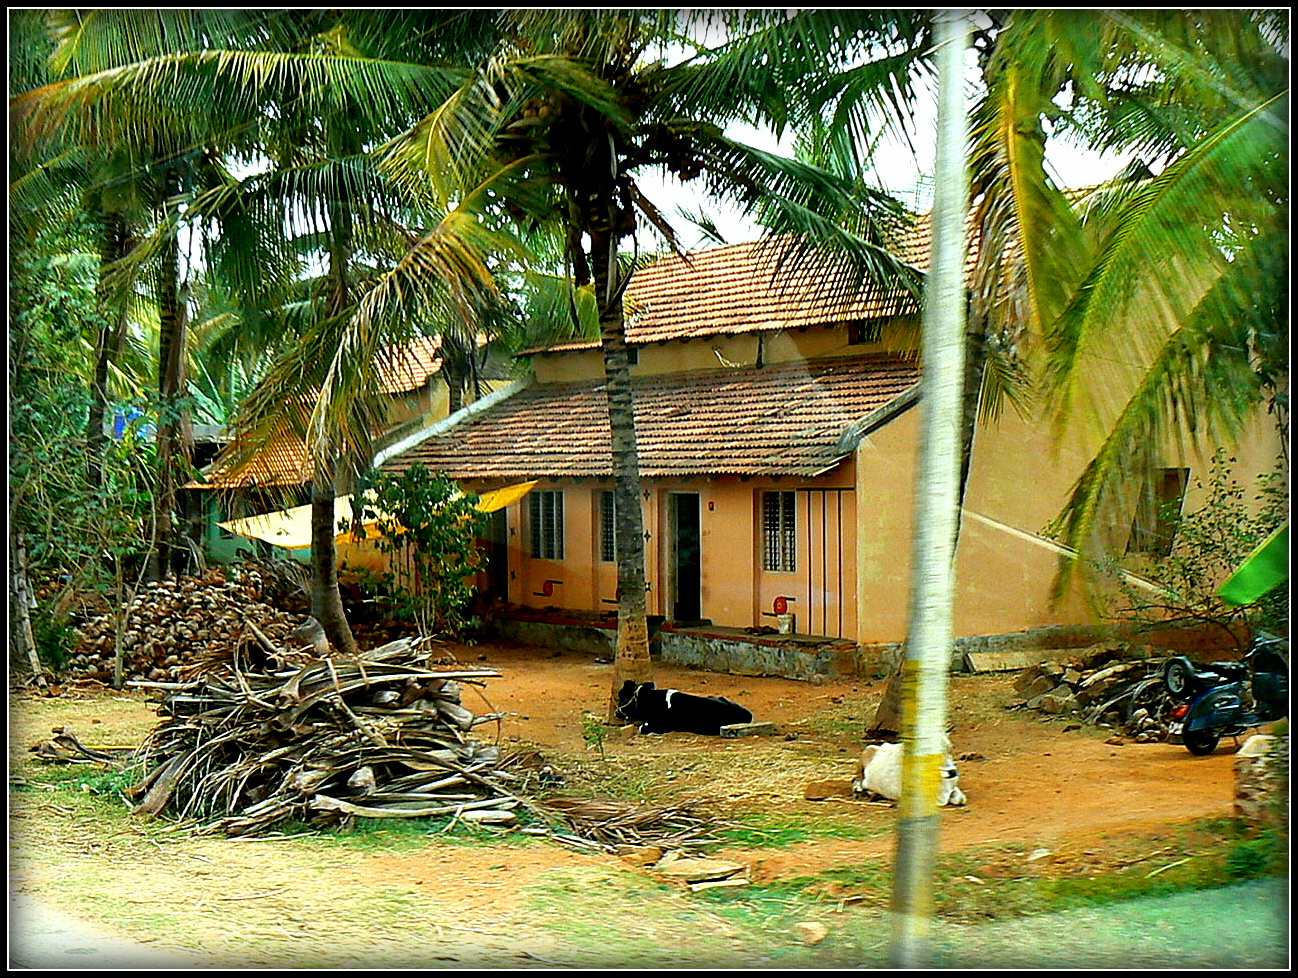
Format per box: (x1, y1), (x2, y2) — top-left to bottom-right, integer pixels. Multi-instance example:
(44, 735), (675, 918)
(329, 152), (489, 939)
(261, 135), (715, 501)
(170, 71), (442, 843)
(834, 383), (923, 454)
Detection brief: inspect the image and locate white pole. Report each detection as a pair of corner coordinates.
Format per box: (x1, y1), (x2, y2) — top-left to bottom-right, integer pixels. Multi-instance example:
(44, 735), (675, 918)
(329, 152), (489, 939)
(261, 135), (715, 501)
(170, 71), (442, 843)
(888, 8), (971, 970)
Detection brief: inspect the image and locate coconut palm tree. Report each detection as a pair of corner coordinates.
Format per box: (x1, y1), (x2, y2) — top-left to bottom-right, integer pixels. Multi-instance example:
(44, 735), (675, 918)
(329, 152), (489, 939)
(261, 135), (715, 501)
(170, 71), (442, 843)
(12, 10), (513, 647)
(993, 10), (1288, 588)
(795, 8), (1286, 593)
(370, 9), (924, 713)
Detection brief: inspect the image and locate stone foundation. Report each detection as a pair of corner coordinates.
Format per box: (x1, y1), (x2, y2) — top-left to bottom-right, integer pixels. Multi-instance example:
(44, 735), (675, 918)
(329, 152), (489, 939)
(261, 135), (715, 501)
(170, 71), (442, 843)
(1234, 734), (1288, 829)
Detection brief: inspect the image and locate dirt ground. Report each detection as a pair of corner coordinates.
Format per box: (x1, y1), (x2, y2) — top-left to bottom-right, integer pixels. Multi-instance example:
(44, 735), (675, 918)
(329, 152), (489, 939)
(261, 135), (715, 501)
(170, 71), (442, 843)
(8, 638), (1257, 968)
(462, 642), (1244, 876)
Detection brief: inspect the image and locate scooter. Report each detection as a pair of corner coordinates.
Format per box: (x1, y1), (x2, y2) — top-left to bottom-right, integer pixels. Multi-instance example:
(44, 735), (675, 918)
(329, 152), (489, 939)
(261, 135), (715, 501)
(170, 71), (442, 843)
(1163, 636), (1289, 755)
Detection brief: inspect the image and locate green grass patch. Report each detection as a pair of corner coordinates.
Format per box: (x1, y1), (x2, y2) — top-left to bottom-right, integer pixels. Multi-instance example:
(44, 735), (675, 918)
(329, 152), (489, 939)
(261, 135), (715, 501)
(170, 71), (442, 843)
(697, 817), (1289, 927)
(707, 810), (885, 849)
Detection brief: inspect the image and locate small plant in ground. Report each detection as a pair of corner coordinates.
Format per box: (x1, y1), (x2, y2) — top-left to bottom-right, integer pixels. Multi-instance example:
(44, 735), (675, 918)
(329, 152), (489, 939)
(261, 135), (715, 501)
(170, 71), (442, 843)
(581, 711), (609, 760)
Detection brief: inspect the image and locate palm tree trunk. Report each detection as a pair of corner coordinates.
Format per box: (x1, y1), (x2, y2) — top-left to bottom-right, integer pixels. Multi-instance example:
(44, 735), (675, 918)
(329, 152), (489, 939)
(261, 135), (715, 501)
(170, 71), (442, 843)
(87, 209), (129, 488)
(590, 223), (653, 718)
(310, 463), (358, 655)
(306, 185), (359, 656)
(148, 163), (192, 580)
(889, 11), (971, 969)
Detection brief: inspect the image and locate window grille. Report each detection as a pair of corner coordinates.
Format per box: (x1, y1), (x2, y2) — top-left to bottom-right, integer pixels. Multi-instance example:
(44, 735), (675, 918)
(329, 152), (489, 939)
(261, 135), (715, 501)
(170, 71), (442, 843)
(530, 490), (564, 560)
(600, 491), (617, 562)
(762, 490), (797, 572)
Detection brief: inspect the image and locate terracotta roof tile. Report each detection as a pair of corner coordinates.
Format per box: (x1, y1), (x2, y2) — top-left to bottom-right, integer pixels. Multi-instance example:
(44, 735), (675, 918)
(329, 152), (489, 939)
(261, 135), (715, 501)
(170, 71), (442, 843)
(534, 226), (937, 354)
(193, 337), (445, 489)
(383, 355), (920, 481)
(198, 433), (314, 489)
(373, 335), (443, 394)
(621, 238), (919, 342)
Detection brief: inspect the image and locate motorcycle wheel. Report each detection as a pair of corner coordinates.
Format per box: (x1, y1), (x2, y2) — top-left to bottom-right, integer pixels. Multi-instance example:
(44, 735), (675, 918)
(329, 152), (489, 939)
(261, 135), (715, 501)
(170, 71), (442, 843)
(1163, 658), (1195, 698)
(1184, 729), (1220, 756)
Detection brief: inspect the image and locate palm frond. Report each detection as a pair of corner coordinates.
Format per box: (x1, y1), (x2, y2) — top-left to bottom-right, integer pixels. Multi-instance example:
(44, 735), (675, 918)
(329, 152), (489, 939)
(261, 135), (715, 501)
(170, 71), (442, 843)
(1045, 90), (1287, 428)
(1046, 225), (1285, 596)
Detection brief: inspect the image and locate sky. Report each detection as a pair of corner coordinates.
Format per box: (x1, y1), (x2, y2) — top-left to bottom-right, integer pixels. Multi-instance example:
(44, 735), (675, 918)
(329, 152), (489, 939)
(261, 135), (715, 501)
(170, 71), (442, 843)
(642, 119), (1137, 253)
(640, 65), (1138, 254)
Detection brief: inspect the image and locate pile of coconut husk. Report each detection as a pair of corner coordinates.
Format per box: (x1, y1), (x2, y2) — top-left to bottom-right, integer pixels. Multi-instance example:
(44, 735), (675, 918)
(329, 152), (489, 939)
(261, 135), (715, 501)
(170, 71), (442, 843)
(1010, 644), (1180, 741)
(68, 566), (305, 686)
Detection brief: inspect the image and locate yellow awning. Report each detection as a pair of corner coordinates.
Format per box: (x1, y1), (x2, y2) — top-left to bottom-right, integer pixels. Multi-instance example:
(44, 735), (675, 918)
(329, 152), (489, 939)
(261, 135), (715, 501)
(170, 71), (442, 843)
(217, 482), (536, 550)
(475, 480), (537, 513)
(216, 494), (393, 551)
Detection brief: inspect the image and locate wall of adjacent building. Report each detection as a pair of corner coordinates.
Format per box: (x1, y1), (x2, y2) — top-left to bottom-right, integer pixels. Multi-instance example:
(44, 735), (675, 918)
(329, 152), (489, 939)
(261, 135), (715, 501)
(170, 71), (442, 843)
(527, 315), (922, 383)
(853, 389), (1287, 648)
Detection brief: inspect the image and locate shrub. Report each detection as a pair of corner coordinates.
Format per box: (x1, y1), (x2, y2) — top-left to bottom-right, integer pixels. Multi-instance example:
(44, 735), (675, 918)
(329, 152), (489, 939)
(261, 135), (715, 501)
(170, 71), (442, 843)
(350, 465), (489, 636)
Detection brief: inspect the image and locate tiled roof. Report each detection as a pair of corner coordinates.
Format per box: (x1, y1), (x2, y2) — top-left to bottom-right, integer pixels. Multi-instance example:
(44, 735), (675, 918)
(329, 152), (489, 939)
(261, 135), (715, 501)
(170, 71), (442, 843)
(373, 335), (443, 394)
(193, 336), (444, 489)
(198, 433), (315, 489)
(536, 227), (932, 353)
(383, 355), (920, 481)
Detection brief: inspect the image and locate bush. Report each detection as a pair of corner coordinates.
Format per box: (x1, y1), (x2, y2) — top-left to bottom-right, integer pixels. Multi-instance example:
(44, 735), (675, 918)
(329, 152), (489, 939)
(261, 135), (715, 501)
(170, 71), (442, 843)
(350, 465), (490, 636)
(1099, 450), (1288, 648)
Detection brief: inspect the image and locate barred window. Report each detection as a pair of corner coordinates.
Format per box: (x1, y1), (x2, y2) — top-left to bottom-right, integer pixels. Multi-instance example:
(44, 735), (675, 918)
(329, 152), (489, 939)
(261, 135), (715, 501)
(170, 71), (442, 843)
(600, 491), (617, 562)
(762, 490), (797, 572)
(530, 490), (564, 560)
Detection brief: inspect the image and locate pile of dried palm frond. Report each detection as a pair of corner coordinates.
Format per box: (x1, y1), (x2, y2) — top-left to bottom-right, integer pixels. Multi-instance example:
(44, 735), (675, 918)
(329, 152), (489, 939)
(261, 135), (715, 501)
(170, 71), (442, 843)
(125, 636), (544, 837)
(38, 634), (733, 854)
(536, 796), (727, 852)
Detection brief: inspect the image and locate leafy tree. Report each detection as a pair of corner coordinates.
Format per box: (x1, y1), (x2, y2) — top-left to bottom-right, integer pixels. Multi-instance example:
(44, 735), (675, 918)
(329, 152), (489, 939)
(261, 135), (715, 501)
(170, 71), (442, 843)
(351, 465), (490, 635)
(10, 10), (273, 576)
(10, 235), (157, 685)
(1094, 451), (1288, 647)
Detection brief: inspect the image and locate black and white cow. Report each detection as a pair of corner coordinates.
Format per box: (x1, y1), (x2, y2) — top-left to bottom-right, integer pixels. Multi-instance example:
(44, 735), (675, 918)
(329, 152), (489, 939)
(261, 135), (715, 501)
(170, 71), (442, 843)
(615, 680), (753, 736)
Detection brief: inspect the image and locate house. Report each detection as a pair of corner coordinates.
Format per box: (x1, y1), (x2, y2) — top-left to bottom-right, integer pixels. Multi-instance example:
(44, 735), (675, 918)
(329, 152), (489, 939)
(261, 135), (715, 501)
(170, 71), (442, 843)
(187, 334), (509, 565)
(375, 235), (1284, 674)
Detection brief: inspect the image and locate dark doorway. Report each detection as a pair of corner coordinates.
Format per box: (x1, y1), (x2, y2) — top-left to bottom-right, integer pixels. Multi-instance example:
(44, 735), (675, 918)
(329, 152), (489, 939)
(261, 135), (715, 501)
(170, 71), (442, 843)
(482, 509), (509, 603)
(670, 493), (701, 622)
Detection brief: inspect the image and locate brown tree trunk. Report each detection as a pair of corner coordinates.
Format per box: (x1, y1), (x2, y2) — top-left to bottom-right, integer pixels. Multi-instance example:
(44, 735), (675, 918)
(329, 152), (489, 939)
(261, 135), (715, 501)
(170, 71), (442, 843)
(310, 464), (358, 656)
(148, 163), (192, 580)
(590, 223), (653, 719)
(303, 172), (360, 657)
(10, 532), (47, 687)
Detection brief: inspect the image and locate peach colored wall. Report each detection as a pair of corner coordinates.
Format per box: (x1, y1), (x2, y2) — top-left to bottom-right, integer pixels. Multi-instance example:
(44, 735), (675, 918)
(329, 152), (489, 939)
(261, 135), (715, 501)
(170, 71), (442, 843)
(854, 396), (1286, 646)
(493, 474), (860, 637)
(853, 404), (921, 642)
(529, 316), (921, 383)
